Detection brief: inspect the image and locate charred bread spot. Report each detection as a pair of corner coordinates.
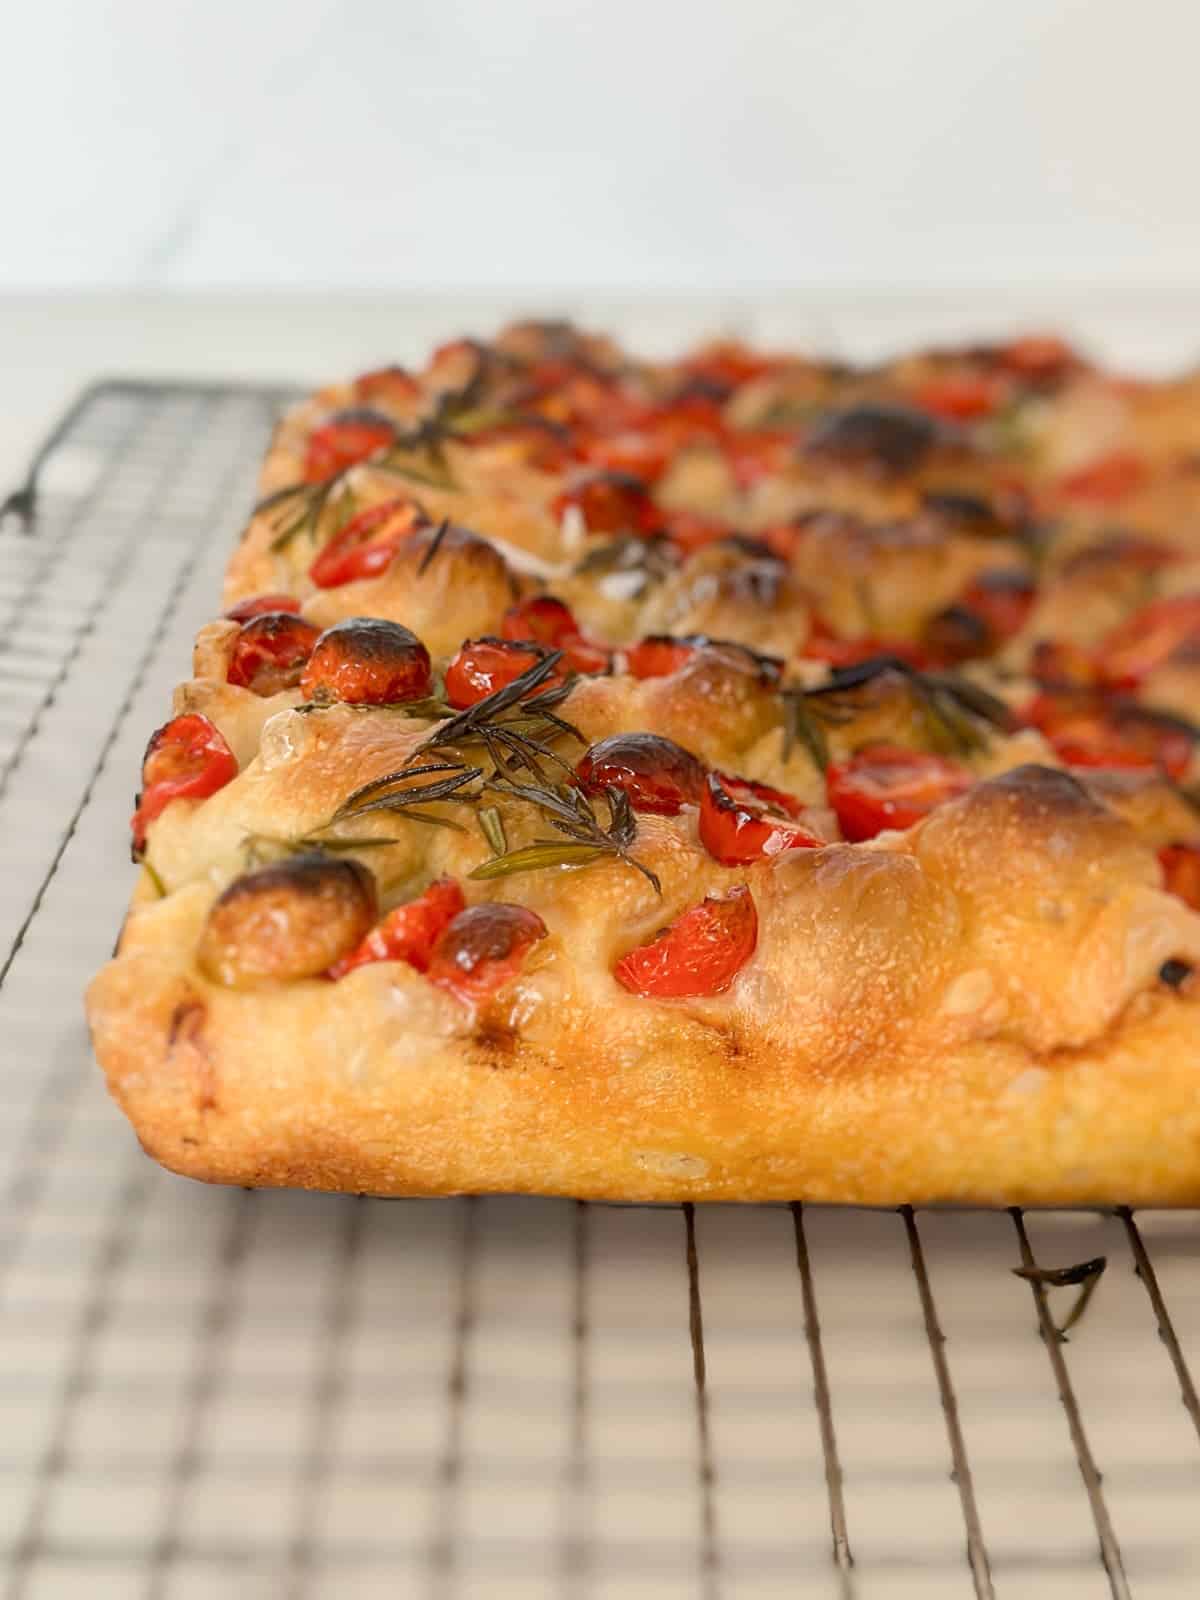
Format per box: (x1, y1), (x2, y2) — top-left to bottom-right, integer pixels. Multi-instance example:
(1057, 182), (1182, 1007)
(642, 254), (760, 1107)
(398, 521), (510, 581)
(198, 852), (378, 988)
(806, 403), (941, 475)
(1159, 958), (1194, 989)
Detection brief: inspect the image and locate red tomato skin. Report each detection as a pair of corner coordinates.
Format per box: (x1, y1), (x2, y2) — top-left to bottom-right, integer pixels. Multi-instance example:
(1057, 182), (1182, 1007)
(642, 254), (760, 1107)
(699, 773), (820, 865)
(327, 877), (466, 979)
(131, 713), (238, 851)
(352, 365), (419, 408)
(912, 374), (1003, 422)
(443, 638), (561, 709)
(959, 570), (1036, 642)
(1000, 335), (1076, 382)
(426, 903), (548, 1005)
(826, 745), (973, 842)
(226, 613), (321, 695)
(552, 471), (657, 535)
(298, 618), (433, 706)
(501, 596), (578, 648)
(303, 414), (395, 483)
(1024, 692), (1194, 781)
(1030, 638), (1099, 689)
(1160, 842), (1200, 911)
(1056, 450), (1147, 505)
(308, 497), (425, 589)
(801, 618), (929, 671)
(1099, 595), (1200, 689)
(576, 733), (708, 816)
(614, 885), (758, 999)
(624, 636), (699, 679)
(225, 593), (301, 622)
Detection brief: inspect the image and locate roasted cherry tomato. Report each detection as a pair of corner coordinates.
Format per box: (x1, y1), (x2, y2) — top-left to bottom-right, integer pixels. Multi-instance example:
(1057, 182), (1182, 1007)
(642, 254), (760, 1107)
(308, 497), (426, 589)
(131, 713), (237, 851)
(552, 469), (658, 536)
(912, 373), (1003, 422)
(224, 593), (302, 622)
(999, 334), (1077, 383)
(1056, 450), (1147, 505)
(699, 772), (820, 865)
(624, 635), (701, 679)
(723, 428), (796, 490)
(801, 617), (928, 671)
(327, 876), (466, 980)
(427, 902), (548, 1005)
(352, 365), (420, 409)
(682, 340), (776, 391)
(1099, 595), (1200, 688)
(1024, 692), (1195, 780)
(1030, 637), (1099, 689)
(960, 569), (1035, 642)
(303, 410), (396, 483)
(924, 570), (1035, 664)
(443, 638), (564, 709)
(299, 618), (432, 706)
(576, 733), (708, 816)
(1160, 842), (1200, 911)
(614, 885), (758, 998)
(465, 418), (575, 472)
(574, 429), (673, 482)
(226, 612), (321, 695)
(500, 596), (611, 675)
(826, 744), (973, 841)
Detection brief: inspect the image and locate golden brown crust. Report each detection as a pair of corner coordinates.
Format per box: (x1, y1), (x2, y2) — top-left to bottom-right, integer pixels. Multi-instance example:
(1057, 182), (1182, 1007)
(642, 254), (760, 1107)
(88, 324), (1200, 1203)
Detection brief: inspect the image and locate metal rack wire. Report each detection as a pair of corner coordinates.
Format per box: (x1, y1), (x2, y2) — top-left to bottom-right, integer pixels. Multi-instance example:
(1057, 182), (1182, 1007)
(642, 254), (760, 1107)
(0, 380), (1198, 1599)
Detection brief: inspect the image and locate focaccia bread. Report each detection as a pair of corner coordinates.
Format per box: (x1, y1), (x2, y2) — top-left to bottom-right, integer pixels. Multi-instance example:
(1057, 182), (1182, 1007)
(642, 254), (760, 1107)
(87, 324), (1200, 1203)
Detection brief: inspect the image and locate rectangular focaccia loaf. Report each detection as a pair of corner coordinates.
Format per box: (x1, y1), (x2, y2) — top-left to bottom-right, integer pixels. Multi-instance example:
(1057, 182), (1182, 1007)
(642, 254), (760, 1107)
(87, 323), (1200, 1204)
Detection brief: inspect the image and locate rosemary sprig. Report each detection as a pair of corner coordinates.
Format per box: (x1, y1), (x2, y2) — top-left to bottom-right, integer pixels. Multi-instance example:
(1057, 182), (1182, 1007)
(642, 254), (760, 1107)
(798, 656), (1014, 757)
(241, 830), (403, 866)
(259, 472), (355, 552)
(478, 805), (507, 856)
(416, 517), (451, 575)
(471, 780), (660, 890)
(779, 687), (831, 771)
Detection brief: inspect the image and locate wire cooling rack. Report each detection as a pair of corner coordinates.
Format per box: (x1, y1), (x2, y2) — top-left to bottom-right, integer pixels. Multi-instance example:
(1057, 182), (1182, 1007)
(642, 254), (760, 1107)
(0, 379), (1198, 1600)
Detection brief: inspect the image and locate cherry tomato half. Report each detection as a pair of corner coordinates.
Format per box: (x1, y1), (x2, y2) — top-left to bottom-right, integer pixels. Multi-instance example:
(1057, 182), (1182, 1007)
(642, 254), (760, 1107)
(226, 613), (321, 696)
(552, 470), (658, 536)
(224, 593), (301, 622)
(131, 713), (237, 852)
(624, 635), (701, 679)
(299, 618), (433, 706)
(826, 744), (973, 841)
(303, 410), (396, 484)
(699, 772), (820, 865)
(443, 638), (565, 709)
(1056, 450), (1147, 505)
(614, 885), (758, 998)
(1160, 842), (1200, 912)
(1099, 595), (1200, 688)
(352, 365), (420, 409)
(576, 733), (708, 816)
(1024, 692), (1195, 781)
(426, 903), (548, 1006)
(308, 497), (426, 589)
(327, 876), (466, 979)
(501, 596), (611, 676)
(999, 334), (1077, 383)
(801, 618), (929, 671)
(912, 373), (1003, 423)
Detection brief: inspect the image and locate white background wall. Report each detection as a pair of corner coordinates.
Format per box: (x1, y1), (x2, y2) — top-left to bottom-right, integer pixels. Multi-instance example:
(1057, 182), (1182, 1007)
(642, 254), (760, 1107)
(6, 0), (1199, 292)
